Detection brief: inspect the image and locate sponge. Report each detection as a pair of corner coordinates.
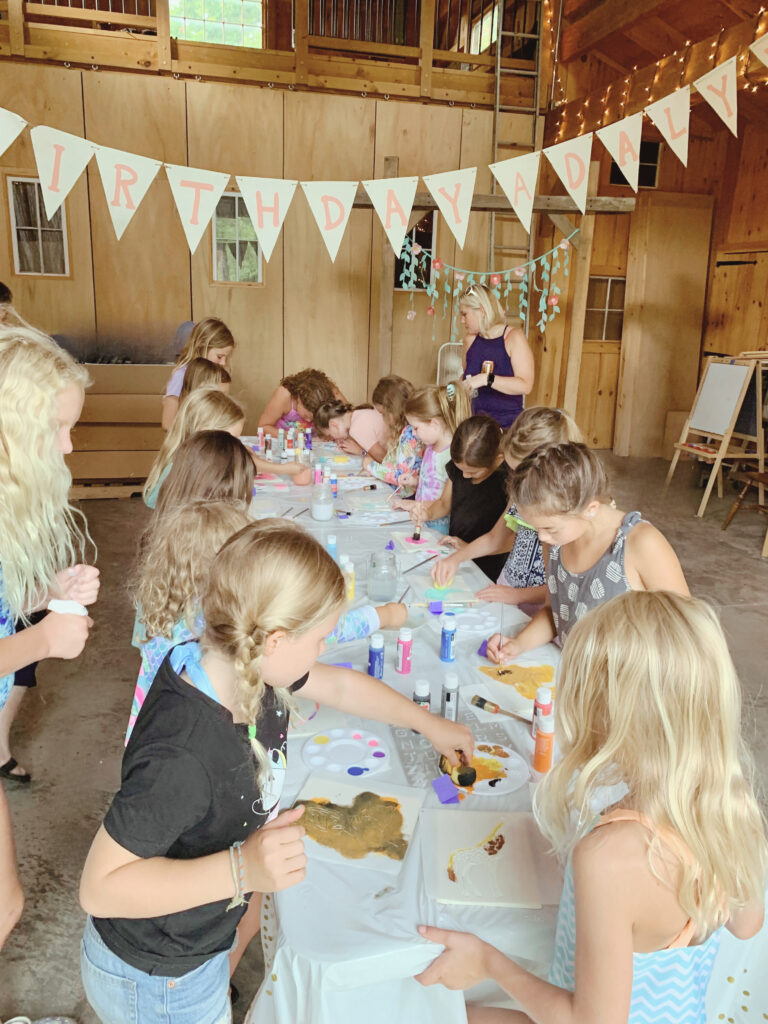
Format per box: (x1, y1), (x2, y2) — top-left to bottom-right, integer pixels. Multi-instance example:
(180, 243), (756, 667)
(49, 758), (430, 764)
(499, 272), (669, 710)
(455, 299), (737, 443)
(428, 601), (443, 614)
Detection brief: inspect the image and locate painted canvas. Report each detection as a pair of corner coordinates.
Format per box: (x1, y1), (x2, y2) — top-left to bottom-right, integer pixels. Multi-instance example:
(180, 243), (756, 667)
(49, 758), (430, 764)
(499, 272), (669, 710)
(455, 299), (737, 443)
(405, 572), (478, 605)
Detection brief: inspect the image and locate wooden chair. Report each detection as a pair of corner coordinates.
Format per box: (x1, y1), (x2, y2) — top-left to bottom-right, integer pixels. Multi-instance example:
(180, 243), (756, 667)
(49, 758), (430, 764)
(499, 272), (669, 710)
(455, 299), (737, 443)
(721, 470), (768, 558)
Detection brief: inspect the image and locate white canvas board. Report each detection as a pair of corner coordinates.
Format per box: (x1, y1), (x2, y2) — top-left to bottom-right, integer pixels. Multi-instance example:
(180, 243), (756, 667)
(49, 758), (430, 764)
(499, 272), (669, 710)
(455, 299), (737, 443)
(689, 362), (750, 436)
(422, 809), (541, 907)
(474, 651), (559, 716)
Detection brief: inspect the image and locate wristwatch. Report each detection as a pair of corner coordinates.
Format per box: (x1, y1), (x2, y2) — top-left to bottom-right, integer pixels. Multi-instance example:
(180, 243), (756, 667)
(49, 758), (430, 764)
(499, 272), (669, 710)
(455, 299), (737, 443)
(486, 372), (495, 387)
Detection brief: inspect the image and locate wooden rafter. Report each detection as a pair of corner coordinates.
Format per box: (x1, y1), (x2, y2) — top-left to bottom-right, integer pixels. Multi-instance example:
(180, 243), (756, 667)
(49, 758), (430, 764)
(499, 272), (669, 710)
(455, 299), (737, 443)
(351, 190), (635, 215)
(560, 0), (670, 62)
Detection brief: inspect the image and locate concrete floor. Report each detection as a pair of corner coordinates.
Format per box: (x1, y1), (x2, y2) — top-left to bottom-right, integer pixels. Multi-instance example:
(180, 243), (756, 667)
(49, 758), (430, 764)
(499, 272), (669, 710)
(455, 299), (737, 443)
(0, 454), (766, 1023)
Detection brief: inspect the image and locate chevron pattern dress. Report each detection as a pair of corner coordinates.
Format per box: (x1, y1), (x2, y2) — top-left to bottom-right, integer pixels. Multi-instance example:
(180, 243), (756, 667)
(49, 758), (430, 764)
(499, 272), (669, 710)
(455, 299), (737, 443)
(549, 812), (722, 1024)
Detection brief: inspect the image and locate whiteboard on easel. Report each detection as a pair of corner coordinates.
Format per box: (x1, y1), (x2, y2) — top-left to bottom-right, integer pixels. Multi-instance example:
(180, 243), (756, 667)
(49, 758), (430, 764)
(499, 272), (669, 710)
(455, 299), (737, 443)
(689, 362), (751, 436)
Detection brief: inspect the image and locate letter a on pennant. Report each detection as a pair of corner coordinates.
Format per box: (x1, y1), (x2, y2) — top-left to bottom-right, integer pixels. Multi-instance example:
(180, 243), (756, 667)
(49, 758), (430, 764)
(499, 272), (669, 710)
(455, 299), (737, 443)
(165, 163), (231, 253)
(301, 180), (359, 262)
(422, 167), (477, 250)
(489, 152), (540, 234)
(542, 134), (593, 214)
(30, 126), (97, 220)
(94, 146), (162, 240)
(235, 177), (297, 262)
(362, 176), (418, 256)
(694, 57), (738, 137)
(645, 87), (690, 167)
(596, 112), (642, 192)
(749, 33), (768, 68)
(0, 107), (26, 161)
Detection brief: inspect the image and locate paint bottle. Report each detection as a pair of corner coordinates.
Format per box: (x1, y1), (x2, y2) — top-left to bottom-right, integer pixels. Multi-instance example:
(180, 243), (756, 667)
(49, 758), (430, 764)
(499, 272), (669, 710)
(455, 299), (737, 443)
(305, 427), (313, 451)
(313, 462), (323, 485)
(256, 426), (264, 451)
(412, 678), (431, 711)
(340, 556), (355, 601)
(441, 672), (459, 721)
(297, 429), (305, 452)
(531, 686), (553, 740)
(330, 472), (338, 499)
(323, 465), (331, 484)
(395, 627), (412, 674)
(412, 523), (422, 542)
(265, 436), (273, 462)
(287, 428), (294, 451)
(277, 427), (285, 450)
(326, 534), (338, 562)
(533, 714), (554, 774)
(280, 447), (288, 463)
(440, 612), (457, 663)
(367, 633), (384, 679)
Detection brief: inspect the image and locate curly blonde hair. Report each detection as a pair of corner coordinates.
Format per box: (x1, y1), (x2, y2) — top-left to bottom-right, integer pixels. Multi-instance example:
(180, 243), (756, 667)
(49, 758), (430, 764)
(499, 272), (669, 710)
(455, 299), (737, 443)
(134, 500), (249, 640)
(0, 325), (91, 618)
(202, 520), (346, 785)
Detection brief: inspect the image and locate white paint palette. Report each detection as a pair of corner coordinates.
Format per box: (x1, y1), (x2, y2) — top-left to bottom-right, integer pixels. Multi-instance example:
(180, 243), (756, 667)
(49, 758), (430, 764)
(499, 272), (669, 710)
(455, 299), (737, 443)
(426, 605), (499, 638)
(302, 727), (392, 779)
(461, 742), (529, 796)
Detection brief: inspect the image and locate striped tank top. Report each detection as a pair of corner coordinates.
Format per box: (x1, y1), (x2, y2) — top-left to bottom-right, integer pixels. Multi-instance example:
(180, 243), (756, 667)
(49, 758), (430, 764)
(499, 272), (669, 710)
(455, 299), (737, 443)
(549, 810), (722, 1024)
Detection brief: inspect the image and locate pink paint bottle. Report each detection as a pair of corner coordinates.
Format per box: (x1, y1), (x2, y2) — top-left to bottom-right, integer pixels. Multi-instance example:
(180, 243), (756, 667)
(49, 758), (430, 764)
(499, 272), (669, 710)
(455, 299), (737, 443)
(395, 627), (412, 674)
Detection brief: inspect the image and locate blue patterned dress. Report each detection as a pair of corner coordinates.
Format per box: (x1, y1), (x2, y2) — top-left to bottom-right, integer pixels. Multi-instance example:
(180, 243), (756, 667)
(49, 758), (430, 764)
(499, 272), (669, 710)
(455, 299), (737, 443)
(0, 567), (14, 710)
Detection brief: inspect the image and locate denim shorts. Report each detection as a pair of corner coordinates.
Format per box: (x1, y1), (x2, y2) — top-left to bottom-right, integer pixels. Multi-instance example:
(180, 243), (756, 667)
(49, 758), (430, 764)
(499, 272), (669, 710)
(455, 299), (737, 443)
(81, 917), (232, 1024)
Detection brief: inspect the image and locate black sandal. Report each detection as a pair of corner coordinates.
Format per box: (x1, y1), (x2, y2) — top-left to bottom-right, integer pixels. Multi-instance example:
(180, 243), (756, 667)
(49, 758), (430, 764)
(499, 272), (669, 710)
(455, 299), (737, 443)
(0, 757), (31, 784)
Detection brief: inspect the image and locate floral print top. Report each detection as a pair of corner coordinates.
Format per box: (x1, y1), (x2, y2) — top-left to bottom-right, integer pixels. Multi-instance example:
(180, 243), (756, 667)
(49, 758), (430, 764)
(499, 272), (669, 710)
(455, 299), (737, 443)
(366, 425), (424, 496)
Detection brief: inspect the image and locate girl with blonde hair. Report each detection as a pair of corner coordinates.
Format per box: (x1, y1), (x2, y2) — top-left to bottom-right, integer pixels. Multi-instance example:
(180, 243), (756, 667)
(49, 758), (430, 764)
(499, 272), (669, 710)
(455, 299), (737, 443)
(363, 375), (425, 495)
(459, 283), (534, 429)
(417, 590), (767, 1024)
(178, 357), (231, 401)
(432, 406), (582, 610)
(80, 520), (473, 1024)
(162, 317), (235, 429)
(258, 368), (347, 437)
(486, 442), (688, 664)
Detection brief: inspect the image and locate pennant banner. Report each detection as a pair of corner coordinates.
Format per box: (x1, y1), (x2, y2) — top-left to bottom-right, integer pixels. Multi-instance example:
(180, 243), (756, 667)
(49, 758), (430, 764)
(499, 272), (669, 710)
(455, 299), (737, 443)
(645, 86), (690, 167)
(301, 180), (359, 262)
(165, 163), (230, 254)
(694, 57), (738, 136)
(596, 112), (643, 192)
(0, 107), (26, 161)
(749, 33), (768, 68)
(489, 151), (540, 234)
(362, 175), (418, 256)
(30, 126), (97, 220)
(422, 166), (477, 250)
(236, 176), (297, 261)
(94, 146), (162, 240)
(543, 133), (593, 214)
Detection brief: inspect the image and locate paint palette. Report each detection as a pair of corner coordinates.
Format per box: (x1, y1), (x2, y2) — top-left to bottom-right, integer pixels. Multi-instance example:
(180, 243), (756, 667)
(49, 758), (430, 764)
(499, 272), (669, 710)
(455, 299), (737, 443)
(302, 727), (392, 778)
(426, 606), (499, 638)
(456, 742), (529, 796)
(288, 697), (354, 739)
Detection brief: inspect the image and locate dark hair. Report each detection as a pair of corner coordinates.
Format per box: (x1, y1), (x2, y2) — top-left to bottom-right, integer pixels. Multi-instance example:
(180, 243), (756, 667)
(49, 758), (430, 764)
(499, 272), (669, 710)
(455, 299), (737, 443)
(0, 282), (12, 305)
(313, 400), (352, 434)
(179, 357), (232, 400)
(155, 429), (254, 518)
(450, 414), (502, 468)
(280, 368), (338, 415)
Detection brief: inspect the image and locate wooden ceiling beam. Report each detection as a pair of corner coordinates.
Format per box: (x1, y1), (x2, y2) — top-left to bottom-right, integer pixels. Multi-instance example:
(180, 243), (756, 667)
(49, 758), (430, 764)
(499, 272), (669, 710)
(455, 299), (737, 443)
(592, 49), (630, 74)
(351, 189), (636, 215)
(621, 16), (690, 59)
(560, 0), (670, 63)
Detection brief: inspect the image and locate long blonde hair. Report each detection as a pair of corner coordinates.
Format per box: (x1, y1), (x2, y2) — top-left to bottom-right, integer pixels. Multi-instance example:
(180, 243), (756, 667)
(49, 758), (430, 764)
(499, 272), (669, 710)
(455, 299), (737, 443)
(175, 317), (235, 371)
(202, 520), (346, 784)
(405, 382), (471, 437)
(372, 374), (414, 448)
(179, 357), (231, 401)
(0, 325), (91, 618)
(458, 283), (507, 335)
(143, 389), (245, 501)
(501, 406), (583, 463)
(534, 591), (768, 938)
(134, 500), (249, 640)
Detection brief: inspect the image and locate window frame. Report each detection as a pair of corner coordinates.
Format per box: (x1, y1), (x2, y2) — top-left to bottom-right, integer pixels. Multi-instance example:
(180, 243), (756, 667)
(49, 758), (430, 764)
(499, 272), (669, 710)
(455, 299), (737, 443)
(168, 0), (264, 47)
(394, 211), (438, 293)
(608, 140), (661, 190)
(211, 190), (263, 287)
(7, 175), (70, 278)
(584, 275), (626, 341)
(469, 0), (501, 54)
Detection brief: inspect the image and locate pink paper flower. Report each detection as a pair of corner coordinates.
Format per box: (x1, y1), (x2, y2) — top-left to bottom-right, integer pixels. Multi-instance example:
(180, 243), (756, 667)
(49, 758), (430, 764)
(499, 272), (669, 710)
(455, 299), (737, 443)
(559, 239), (570, 250)
(432, 258), (443, 271)
(406, 309), (417, 321)
(426, 306), (435, 316)
(548, 293), (560, 307)
(412, 243), (423, 255)
(514, 266), (526, 278)
(455, 272), (465, 282)
(490, 274), (501, 286)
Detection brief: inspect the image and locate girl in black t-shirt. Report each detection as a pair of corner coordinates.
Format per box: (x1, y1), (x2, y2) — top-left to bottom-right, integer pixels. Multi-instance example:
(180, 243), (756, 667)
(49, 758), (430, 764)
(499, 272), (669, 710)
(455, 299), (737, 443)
(80, 519), (473, 1024)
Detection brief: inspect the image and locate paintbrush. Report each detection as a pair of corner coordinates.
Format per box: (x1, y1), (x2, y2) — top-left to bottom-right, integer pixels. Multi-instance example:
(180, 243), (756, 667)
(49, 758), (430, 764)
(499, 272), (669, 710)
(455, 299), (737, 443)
(387, 484), (403, 506)
(291, 507), (309, 519)
(402, 552), (439, 575)
(380, 519), (412, 526)
(280, 506), (293, 517)
(408, 599), (480, 608)
(471, 694), (532, 724)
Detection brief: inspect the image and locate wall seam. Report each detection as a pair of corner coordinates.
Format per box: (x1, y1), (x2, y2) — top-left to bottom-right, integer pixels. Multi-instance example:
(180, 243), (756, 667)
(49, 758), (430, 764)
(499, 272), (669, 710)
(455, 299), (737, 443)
(80, 71), (99, 346)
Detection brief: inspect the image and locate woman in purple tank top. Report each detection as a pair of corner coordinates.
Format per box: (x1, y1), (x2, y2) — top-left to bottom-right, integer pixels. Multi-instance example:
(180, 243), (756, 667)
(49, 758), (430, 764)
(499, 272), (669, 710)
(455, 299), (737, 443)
(460, 283), (534, 429)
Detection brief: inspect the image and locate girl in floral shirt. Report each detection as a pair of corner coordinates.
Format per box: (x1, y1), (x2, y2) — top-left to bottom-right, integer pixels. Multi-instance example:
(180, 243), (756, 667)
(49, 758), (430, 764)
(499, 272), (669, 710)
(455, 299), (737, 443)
(364, 375), (425, 496)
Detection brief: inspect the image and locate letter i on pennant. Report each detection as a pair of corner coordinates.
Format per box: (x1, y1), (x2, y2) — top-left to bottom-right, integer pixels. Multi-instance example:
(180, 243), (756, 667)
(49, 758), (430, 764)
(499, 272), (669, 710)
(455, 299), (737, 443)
(30, 126), (97, 220)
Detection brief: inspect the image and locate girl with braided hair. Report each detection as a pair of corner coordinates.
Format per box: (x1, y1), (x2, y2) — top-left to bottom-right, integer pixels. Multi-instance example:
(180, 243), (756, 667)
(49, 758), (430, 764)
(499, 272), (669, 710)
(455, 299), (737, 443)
(80, 520), (472, 1024)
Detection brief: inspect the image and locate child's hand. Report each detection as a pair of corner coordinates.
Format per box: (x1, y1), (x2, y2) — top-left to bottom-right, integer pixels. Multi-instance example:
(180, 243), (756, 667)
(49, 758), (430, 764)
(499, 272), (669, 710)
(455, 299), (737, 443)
(420, 716), (474, 766)
(375, 603), (408, 630)
(485, 633), (520, 665)
(292, 466), (312, 486)
(440, 536), (465, 551)
(397, 471), (419, 488)
(389, 498), (410, 512)
(243, 805), (307, 893)
(475, 583), (520, 604)
(362, 454), (373, 472)
(36, 610), (93, 660)
(338, 437), (363, 455)
(409, 501), (428, 525)
(431, 554), (458, 586)
(415, 927), (492, 990)
(56, 564), (100, 606)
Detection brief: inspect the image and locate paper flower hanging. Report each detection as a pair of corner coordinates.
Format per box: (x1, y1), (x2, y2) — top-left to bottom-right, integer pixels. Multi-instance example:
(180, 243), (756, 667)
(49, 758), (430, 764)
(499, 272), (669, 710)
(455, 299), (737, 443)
(548, 293), (560, 307)
(406, 310), (417, 321)
(514, 267), (526, 278)
(455, 272), (465, 282)
(432, 258), (443, 271)
(426, 306), (435, 316)
(412, 243), (423, 255)
(559, 239), (570, 250)
(490, 274), (501, 286)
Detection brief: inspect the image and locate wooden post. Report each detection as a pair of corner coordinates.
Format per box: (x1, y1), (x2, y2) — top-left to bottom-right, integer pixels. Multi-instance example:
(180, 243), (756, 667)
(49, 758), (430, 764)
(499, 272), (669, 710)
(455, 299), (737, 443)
(419, 0), (435, 99)
(375, 155), (399, 382)
(8, 0), (25, 56)
(155, 0), (171, 69)
(562, 161), (599, 418)
(294, 0), (309, 86)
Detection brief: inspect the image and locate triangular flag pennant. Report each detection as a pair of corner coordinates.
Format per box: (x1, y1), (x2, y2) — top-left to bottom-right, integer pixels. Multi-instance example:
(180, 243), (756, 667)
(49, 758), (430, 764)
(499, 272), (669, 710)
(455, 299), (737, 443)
(596, 113), (643, 192)
(749, 33), (768, 68)
(694, 57), (738, 137)
(301, 180), (359, 262)
(543, 134), (593, 214)
(645, 87), (690, 167)
(362, 176), (418, 256)
(30, 126), (96, 220)
(422, 166), (477, 249)
(165, 163), (230, 254)
(489, 152), (540, 234)
(94, 146), (162, 240)
(235, 176), (297, 262)
(0, 107), (26, 160)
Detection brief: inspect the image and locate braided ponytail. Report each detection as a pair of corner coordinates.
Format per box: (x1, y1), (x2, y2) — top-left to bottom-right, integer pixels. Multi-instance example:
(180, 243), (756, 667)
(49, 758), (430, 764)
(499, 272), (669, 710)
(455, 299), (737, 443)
(508, 442), (609, 515)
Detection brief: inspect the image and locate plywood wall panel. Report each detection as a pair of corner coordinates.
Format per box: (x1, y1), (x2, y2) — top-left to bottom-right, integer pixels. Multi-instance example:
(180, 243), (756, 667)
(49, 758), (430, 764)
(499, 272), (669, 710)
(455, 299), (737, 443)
(0, 65), (95, 345)
(82, 72), (189, 362)
(186, 82), (284, 430)
(726, 130), (768, 247)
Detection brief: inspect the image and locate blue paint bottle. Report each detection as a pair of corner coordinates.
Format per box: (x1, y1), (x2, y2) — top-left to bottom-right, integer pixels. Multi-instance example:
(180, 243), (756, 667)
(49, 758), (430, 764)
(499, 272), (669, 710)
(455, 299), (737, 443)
(367, 633), (384, 679)
(440, 613), (457, 663)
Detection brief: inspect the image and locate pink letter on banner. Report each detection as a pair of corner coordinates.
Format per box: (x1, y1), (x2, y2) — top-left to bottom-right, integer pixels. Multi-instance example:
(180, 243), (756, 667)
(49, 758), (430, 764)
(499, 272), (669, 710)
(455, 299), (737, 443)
(0, 107), (26, 160)
(94, 146), (162, 240)
(362, 176), (418, 256)
(597, 112), (643, 192)
(694, 57), (738, 137)
(165, 163), (230, 253)
(235, 177), (297, 262)
(645, 87), (690, 167)
(749, 33), (768, 68)
(489, 151), (540, 234)
(301, 180), (359, 262)
(543, 134), (593, 214)
(30, 126), (97, 220)
(422, 167), (477, 250)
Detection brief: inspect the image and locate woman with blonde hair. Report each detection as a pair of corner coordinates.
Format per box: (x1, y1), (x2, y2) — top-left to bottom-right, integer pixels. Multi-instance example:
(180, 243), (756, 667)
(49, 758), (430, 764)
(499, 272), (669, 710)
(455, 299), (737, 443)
(258, 368), (347, 437)
(417, 590), (767, 1024)
(162, 317), (235, 430)
(459, 283), (534, 428)
(80, 519), (473, 1024)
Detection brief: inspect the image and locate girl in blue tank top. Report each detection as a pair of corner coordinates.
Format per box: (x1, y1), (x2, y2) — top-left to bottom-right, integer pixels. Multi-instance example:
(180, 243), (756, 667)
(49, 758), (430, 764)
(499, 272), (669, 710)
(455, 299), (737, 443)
(414, 591), (767, 1023)
(460, 283), (535, 429)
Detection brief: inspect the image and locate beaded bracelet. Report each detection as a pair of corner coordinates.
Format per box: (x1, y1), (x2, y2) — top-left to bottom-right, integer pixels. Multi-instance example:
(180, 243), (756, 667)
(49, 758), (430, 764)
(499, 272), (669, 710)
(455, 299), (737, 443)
(226, 840), (247, 911)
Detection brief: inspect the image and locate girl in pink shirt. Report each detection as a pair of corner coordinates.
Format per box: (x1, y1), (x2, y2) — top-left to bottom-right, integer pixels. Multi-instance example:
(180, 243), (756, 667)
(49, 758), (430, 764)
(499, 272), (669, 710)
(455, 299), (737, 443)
(313, 401), (389, 461)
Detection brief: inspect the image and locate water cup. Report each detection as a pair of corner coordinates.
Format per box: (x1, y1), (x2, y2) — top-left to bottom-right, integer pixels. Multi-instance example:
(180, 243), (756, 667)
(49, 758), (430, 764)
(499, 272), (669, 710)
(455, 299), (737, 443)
(367, 550), (399, 603)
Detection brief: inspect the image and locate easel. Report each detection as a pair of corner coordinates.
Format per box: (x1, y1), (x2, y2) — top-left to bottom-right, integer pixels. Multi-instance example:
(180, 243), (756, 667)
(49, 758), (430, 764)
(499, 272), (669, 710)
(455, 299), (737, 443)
(665, 356), (765, 518)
